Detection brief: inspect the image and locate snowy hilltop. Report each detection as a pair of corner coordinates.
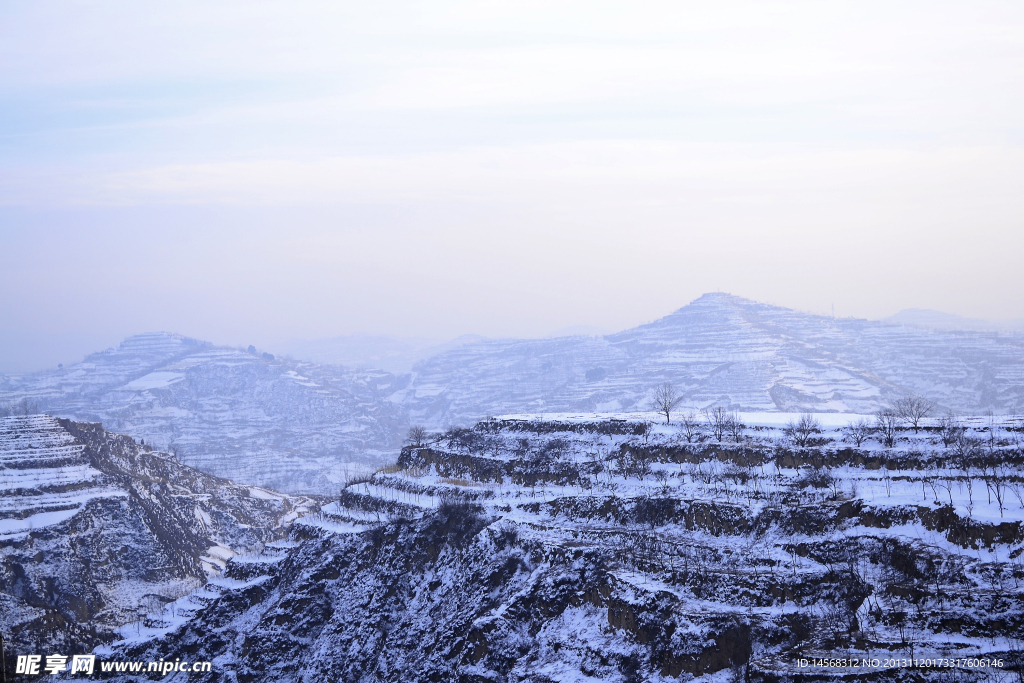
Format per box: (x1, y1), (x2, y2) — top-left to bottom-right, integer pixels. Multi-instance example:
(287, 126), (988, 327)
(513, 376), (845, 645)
(396, 293), (1024, 427)
(0, 333), (405, 493)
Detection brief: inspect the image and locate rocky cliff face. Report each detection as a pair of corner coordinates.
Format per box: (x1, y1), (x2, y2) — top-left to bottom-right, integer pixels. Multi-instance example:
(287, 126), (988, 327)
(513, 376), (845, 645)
(0, 415), (320, 668)
(104, 415), (1024, 682)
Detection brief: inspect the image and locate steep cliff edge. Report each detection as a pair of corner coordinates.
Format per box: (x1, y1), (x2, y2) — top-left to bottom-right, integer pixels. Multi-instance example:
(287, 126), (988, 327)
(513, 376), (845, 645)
(0, 415), (321, 666)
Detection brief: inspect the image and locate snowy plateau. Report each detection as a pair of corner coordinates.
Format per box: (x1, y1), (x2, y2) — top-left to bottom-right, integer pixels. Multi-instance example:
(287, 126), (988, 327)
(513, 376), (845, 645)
(2, 293), (1024, 495)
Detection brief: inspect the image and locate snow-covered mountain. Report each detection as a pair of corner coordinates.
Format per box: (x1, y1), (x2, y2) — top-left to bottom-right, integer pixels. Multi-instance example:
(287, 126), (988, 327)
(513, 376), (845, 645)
(0, 333), (406, 493)
(3, 294), (1023, 494)
(397, 293), (1024, 427)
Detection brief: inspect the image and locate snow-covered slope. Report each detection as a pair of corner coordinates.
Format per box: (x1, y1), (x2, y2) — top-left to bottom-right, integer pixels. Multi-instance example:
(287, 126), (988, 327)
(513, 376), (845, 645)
(0, 333), (406, 493)
(396, 293), (1024, 427)
(0, 415), (321, 660)
(281, 333), (486, 373)
(105, 414), (1024, 682)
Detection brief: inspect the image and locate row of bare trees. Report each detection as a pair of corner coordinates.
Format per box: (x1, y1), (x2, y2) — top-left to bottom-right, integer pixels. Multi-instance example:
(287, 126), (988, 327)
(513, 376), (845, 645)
(654, 384), (951, 449)
(411, 388), (999, 456)
(672, 407), (746, 443)
(651, 383), (750, 443)
(405, 425), (479, 451)
(792, 395), (937, 450)
(871, 395), (936, 446)
(824, 395), (942, 448)
(0, 398), (41, 417)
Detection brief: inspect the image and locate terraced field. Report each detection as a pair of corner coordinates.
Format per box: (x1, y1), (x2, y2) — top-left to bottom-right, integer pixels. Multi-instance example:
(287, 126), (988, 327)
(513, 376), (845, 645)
(108, 414), (1024, 682)
(0, 416), (322, 664)
(0, 416), (126, 540)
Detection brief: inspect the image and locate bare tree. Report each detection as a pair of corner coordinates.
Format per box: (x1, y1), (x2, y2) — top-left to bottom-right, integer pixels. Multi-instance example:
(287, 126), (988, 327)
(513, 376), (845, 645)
(843, 418), (875, 447)
(679, 411), (703, 444)
(784, 413), (822, 448)
(990, 460), (1010, 517)
(951, 430), (981, 508)
(650, 383), (682, 424)
(405, 425), (428, 447)
(875, 409), (901, 448)
(938, 412), (963, 447)
(724, 411), (745, 442)
(892, 395), (934, 433)
(654, 469), (670, 495)
(704, 406), (730, 442)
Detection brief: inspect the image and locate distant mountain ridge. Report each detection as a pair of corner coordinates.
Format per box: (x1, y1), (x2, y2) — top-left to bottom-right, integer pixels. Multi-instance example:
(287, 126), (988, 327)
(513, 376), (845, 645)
(396, 293), (1024, 426)
(279, 334), (486, 374)
(2, 294), (1023, 493)
(883, 308), (1024, 334)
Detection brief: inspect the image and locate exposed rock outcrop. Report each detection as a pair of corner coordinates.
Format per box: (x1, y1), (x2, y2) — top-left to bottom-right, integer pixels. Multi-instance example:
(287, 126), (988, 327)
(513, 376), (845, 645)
(0, 415), (321, 668)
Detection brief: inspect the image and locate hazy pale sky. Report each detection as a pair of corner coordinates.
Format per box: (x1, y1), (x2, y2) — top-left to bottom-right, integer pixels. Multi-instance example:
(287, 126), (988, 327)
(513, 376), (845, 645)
(2, 1), (1023, 371)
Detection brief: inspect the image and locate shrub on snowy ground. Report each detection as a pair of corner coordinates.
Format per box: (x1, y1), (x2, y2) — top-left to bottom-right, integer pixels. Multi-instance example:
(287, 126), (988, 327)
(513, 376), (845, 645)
(795, 467), (835, 490)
